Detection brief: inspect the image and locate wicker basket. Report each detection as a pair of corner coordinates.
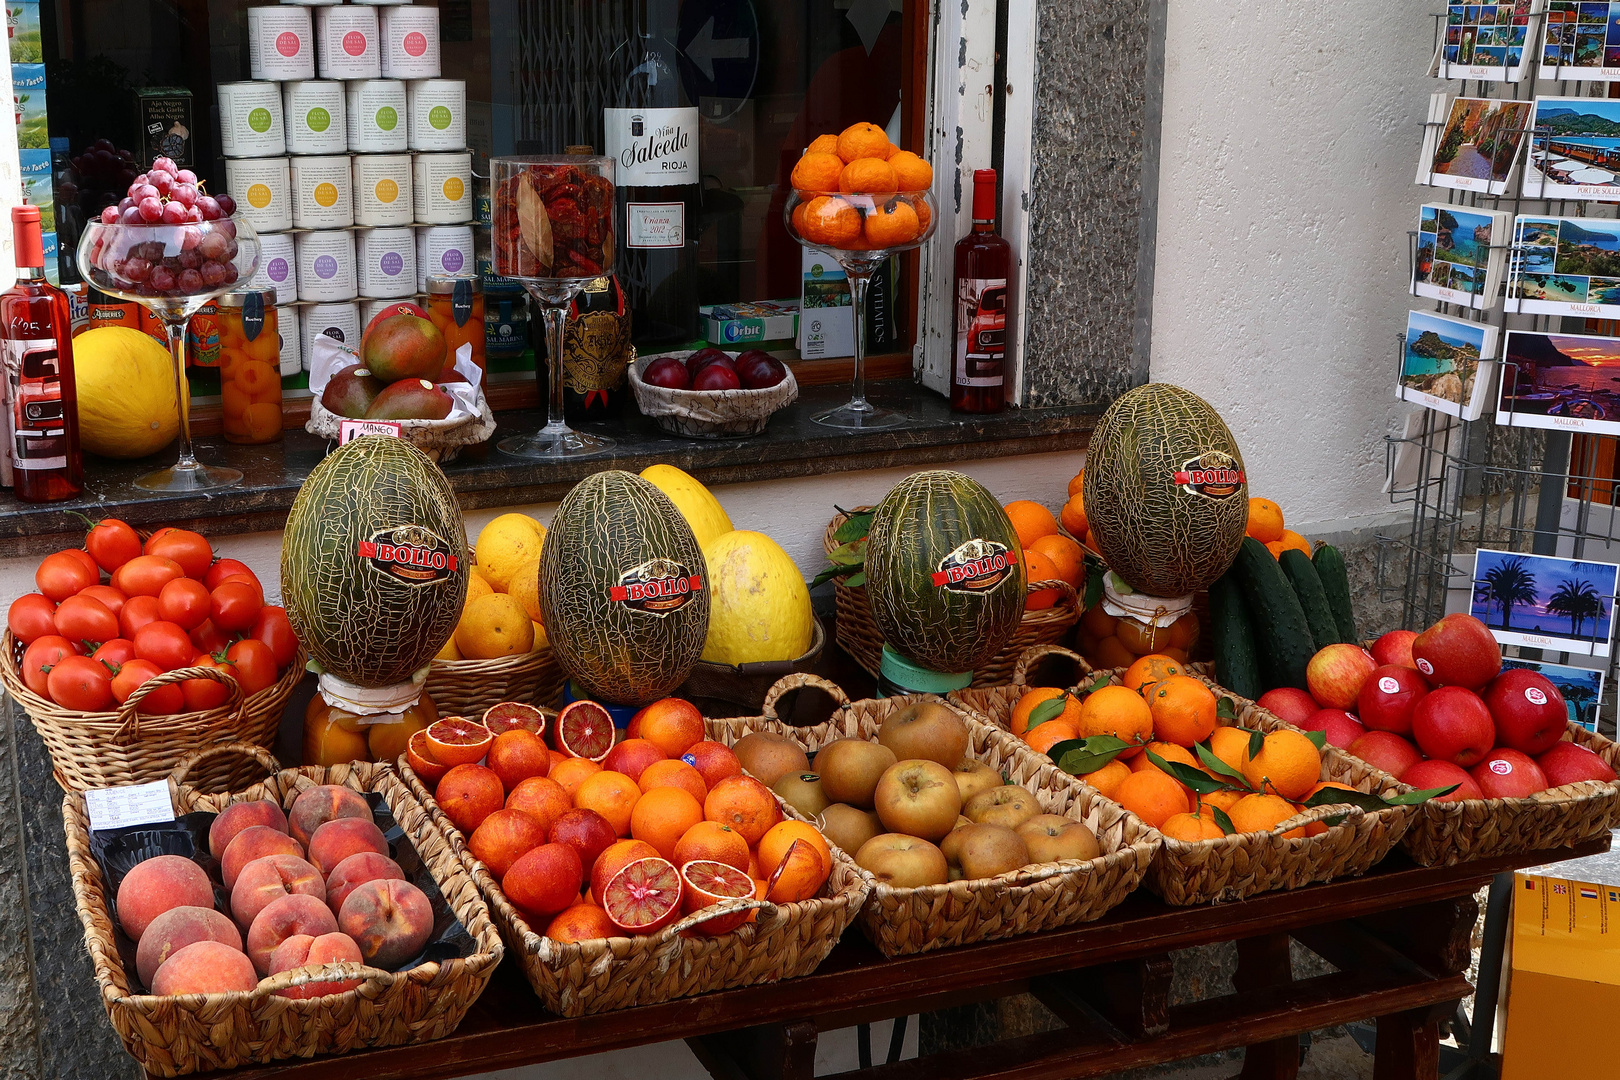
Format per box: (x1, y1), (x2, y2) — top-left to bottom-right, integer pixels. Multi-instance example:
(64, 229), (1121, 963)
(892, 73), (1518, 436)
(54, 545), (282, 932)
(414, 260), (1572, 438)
(399, 756), (868, 1016)
(708, 676), (1159, 957)
(65, 744), (503, 1076)
(628, 353), (799, 439)
(2, 630), (305, 792)
(424, 645), (566, 715)
(823, 509), (1082, 688)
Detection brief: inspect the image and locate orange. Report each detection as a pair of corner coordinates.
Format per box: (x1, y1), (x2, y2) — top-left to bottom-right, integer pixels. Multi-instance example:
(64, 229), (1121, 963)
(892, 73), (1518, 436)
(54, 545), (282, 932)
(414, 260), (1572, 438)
(1024, 719), (1080, 756)
(790, 151), (845, 194)
(909, 194), (931, 235)
(839, 158), (899, 196)
(757, 820), (832, 879)
(1067, 469), (1085, 498)
(703, 774), (783, 845)
(573, 770), (641, 836)
(1004, 500), (1060, 548)
(1122, 654), (1184, 692)
(1266, 530), (1311, 559)
(1023, 549), (1061, 610)
(1246, 498), (1285, 544)
(629, 786), (705, 860)
(1160, 812), (1224, 842)
(1092, 636), (1136, 671)
(1010, 687), (1082, 737)
(1028, 534), (1083, 588)
(424, 718), (495, 767)
(1114, 770), (1189, 829)
(1145, 675), (1218, 747)
(1240, 730), (1322, 801)
(1081, 605), (1118, 638)
(1206, 727), (1252, 776)
(1059, 491), (1088, 540)
(887, 151), (933, 191)
(1199, 787), (1246, 813)
(800, 195), (862, 249)
(764, 838), (830, 902)
(1083, 758), (1131, 799)
(862, 199), (920, 247)
(1227, 793), (1307, 839)
(836, 121), (892, 163)
(806, 133), (840, 156)
(1079, 685), (1154, 756)
(638, 759), (709, 803)
(629, 700), (705, 759)
(790, 201), (809, 238)
(1305, 780), (1358, 801)
(1130, 741), (1199, 776)
(673, 820), (751, 873)
(548, 756), (601, 797)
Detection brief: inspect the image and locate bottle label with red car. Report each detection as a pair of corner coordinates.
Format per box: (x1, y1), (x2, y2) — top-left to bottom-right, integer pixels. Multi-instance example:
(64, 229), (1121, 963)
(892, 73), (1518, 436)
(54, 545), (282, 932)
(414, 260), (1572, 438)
(954, 276), (1007, 387)
(4, 337), (68, 470)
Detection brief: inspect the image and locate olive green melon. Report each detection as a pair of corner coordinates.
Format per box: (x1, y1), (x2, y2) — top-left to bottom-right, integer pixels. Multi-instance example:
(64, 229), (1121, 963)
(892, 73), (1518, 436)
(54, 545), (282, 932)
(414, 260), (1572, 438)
(281, 435), (469, 687)
(1083, 383), (1248, 597)
(864, 470), (1026, 674)
(538, 470), (710, 706)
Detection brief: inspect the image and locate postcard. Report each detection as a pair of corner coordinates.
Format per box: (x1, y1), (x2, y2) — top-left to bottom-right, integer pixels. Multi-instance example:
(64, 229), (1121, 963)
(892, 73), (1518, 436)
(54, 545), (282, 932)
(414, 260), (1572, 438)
(1399, 311), (1500, 420)
(1471, 549), (1619, 657)
(1420, 96), (1533, 195)
(1414, 203), (1512, 309)
(1505, 214), (1620, 317)
(1439, 1), (1542, 82)
(1497, 330), (1620, 437)
(1522, 95), (1620, 200)
(1500, 656), (1605, 731)
(1539, 0), (1620, 80)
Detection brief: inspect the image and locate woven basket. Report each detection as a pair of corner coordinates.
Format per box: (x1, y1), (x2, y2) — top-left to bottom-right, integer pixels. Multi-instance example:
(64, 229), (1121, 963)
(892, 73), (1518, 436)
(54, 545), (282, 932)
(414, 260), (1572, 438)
(707, 676), (1159, 957)
(823, 509), (1082, 688)
(65, 744), (503, 1076)
(399, 757), (867, 1016)
(628, 353), (799, 439)
(424, 645), (566, 715)
(2, 630), (304, 792)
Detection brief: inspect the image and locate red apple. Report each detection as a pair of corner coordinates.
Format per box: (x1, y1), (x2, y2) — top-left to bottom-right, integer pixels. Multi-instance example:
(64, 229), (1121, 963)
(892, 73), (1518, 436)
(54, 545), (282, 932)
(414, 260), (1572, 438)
(1410, 686), (1496, 766)
(1401, 759), (1482, 802)
(1469, 749), (1548, 799)
(1297, 709), (1367, 749)
(692, 363), (742, 391)
(1256, 687), (1320, 724)
(1481, 670), (1567, 756)
(1371, 630), (1419, 669)
(1410, 614), (1501, 690)
(1357, 665), (1431, 736)
(643, 356), (690, 390)
(1536, 741), (1618, 788)
(1347, 730), (1424, 779)
(1305, 644), (1378, 710)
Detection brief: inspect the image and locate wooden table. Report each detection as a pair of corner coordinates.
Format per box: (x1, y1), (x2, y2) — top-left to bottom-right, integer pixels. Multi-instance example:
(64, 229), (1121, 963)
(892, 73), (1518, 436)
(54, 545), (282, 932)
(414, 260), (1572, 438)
(176, 838), (1608, 1080)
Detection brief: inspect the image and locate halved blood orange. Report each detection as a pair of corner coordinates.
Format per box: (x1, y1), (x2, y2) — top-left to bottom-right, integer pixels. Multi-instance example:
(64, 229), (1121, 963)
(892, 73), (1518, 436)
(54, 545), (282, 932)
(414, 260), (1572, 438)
(425, 717), (495, 767)
(764, 839), (828, 904)
(680, 859), (755, 936)
(484, 701), (547, 737)
(557, 700), (615, 762)
(602, 856), (684, 935)
(407, 729), (451, 784)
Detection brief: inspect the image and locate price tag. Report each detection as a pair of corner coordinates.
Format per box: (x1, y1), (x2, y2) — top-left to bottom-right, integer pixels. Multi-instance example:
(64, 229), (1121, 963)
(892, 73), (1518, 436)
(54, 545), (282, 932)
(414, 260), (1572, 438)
(84, 780), (175, 833)
(340, 420), (402, 445)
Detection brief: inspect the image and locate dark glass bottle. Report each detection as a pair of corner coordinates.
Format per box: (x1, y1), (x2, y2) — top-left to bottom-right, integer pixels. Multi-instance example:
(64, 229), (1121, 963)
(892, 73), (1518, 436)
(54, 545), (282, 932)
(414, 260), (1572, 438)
(1, 205), (83, 501)
(950, 169), (1010, 414)
(562, 275), (631, 422)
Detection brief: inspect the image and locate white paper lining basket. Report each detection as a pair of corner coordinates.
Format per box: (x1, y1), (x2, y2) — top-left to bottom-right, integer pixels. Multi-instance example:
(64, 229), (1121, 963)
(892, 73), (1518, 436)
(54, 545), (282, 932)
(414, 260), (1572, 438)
(628, 352), (799, 438)
(306, 394), (496, 461)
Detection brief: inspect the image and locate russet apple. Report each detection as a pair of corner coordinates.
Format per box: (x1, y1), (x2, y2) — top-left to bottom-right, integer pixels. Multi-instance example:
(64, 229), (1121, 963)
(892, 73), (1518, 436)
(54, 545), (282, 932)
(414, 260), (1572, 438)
(817, 803), (883, 854)
(877, 702), (971, 769)
(1016, 814), (1101, 864)
(815, 739), (897, 809)
(953, 760), (1002, 805)
(953, 823), (1030, 879)
(962, 784), (1041, 829)
(1411, 686), (1496, 766)
(1357, 665), (1430, 736)
(1305, 644), (1379, 711)
(873, 760), (962, 841)
(854, 833), (949, 888)
(1410, 614), (1501, 690)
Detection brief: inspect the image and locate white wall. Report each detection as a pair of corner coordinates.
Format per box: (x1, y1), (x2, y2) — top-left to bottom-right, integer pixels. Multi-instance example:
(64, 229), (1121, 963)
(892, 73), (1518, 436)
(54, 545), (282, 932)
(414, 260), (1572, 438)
(1148, 0), (1432, 535)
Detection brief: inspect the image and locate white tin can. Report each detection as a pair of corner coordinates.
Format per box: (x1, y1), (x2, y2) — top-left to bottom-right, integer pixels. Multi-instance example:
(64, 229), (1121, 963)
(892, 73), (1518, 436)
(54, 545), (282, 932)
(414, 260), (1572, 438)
(282, 80), (346, 155)
(345, 79), (407, 152)
(356, 227), (418, 298)
(380, 5), (439, 79)
(276, 305), (302, 376)
(245, 230), (297, 304)
(248, 6), (314, 80)
(289, 154), (354, 229)
(224, 157), (292, 232)
(351, 153), (413, 226)
(407, 79), (464, 151)
(360, 297), (417, 324)
(315, 4), (380, 80)
(295, 230), (358, 302)
(412, 152), (471, 224)
(301, 302), (362, 370)
(217, 81), (285, 158)
(414, 225), (473, 291)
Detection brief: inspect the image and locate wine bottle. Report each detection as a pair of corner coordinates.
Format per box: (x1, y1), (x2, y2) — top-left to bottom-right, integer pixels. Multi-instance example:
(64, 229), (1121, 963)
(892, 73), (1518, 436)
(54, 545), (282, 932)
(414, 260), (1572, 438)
(950, 169), (1010, 414)
(563, 275), (631, 422)
(1, 205), (83, 500)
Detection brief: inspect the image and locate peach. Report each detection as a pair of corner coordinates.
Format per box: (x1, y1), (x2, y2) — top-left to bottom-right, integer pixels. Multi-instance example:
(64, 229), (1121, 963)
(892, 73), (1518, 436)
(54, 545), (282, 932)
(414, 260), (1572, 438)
(289, 784), (373, 847)
(325, 851), (405, 915)
(221, 826), (304, 890)
(246, 893), (339, 975)
(338, 879), (435, 971)
(506, 776), (571, 834)
(151, 940), (258, 996)
(307, 817), (389, 878)
(468, 808), (548, 878)
(229, 854), (324, 929)
(268, 931), (364, 999)
(208, 800), (289, 858)
(135, 906), (241, 989)
(116, 855), (214, 941)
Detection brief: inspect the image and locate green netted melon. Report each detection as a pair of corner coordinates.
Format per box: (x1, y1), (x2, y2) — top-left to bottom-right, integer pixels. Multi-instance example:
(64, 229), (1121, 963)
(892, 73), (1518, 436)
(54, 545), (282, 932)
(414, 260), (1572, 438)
(281, 435), (468, 687)
(864, 470), (1027, 674)
(1084, 383), (1248, 597)
(538, 470), (710, 706)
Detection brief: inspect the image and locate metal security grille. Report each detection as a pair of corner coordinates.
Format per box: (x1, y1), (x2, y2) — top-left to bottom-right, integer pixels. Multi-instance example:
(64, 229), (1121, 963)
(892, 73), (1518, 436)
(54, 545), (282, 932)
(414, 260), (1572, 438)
(515, 0), (632, 152)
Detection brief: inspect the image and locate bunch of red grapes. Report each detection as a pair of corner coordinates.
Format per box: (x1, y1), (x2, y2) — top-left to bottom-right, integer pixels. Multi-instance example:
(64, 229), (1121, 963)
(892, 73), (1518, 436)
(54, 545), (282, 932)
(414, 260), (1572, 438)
(100, 157), (236, 226)
(89, 158), (244, 298)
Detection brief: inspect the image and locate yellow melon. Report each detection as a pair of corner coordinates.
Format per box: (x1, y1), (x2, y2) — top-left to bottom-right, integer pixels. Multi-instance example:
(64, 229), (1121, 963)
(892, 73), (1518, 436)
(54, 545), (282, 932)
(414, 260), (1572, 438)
(640, 464), (734, 550)
(74, 327), (181, 457)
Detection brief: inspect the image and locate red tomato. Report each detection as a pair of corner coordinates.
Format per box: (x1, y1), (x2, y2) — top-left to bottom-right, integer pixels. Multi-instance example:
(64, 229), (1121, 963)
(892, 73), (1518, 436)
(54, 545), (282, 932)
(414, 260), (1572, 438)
(204, 558), (260, 592)
(110, 659), (184, 715)
(111, 555), (186, 598)
(79, 584), (128, 617)
(47, 655), (114, 711)
(53, 594), (119, 646)
(144, 528), (212, 579)
(119, 595), (161, 639)
(210, 580), (264, 633)
(225, 639), (277, 696)
(181, 654), (232, 711)
(22, 636), (80, 697)
(7, 594), (57, 645)
(91, 638), (136, 668)
(189, 619), (232, 656)
(157, 577), (211, 631)
(83, 518), (141, 573)
(133, 621), (196, 672)
(61, 548), (100, 579)
(36, 552), (97, 601)
(249, 606), (298, 668)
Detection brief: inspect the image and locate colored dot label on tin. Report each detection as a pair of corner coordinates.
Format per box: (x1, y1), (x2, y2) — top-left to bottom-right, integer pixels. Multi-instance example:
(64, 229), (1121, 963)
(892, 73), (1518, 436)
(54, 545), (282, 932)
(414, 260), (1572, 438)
(248, 183), (273, 208)
(343, 30), (367, 57)
(276, 31), (301, 58)
(376, 178), (399, 203)
(376, 106), (398, 131)
(404, 31), (428, 57)
(267, 257), (290, 282)
(380, 251), (404, 275)
(429, 105), (452, 130)
(443, 176), (465, 202)
(248, 107), (273, 134)
(314, 254), (339, 279)
(443, 248), (464, 272)
(307, 107), (331, 132)
(314, 182), (339, 207)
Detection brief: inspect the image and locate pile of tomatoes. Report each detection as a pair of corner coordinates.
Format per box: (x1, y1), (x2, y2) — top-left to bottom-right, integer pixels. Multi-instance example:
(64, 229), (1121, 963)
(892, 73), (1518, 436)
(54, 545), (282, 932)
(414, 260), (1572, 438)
(6, 520), (299, 713)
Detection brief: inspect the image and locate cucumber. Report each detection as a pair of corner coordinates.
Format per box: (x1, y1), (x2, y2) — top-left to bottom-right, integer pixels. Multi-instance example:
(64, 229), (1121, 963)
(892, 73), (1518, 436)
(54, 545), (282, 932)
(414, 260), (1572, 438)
(1278, 548), (1339, 651)
(1230, 536), (1315, 691)
(1313, 543), (1358, 644)
(1209, 570), (1263, 700)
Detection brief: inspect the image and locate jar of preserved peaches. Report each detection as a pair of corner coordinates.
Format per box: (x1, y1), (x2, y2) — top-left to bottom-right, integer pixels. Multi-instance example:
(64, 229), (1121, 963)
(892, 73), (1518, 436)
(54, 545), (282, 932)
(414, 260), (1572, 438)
(217, 289), (284, 444)
(425, 273), (485, 385)
(304, 691), (439, 767)
(1076, 578), (1201, 671)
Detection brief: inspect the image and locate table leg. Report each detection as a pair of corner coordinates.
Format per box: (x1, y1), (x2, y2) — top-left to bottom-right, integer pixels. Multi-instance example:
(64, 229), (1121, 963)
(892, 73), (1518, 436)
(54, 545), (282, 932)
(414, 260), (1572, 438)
(1373, 1004), (1447, 1080)
(688, 1020), (819, 1080)
(1235, 934), (1300, 1080)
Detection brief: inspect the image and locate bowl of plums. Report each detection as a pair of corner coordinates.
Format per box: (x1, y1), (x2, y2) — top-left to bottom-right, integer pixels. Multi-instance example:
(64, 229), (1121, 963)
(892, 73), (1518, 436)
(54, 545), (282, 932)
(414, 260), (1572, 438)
(628, 347), (799, 439)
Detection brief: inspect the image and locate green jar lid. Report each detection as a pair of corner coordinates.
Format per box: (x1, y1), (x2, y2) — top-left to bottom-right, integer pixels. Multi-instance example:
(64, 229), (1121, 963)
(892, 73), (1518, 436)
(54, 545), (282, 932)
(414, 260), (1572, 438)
(879, 645), (971, 694)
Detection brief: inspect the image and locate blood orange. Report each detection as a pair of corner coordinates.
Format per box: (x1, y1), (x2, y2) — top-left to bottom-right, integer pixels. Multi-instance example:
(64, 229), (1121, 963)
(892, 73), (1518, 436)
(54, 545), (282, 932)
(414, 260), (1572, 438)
(484, 701), (548, 737)
(425, 717), (495, 766)
(407, 729), (450, 784)
(680, 859), (755, 936)
(601, 857), (684, 935)
(764, 839), (827, 903)
(557, 700), (615, 762)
